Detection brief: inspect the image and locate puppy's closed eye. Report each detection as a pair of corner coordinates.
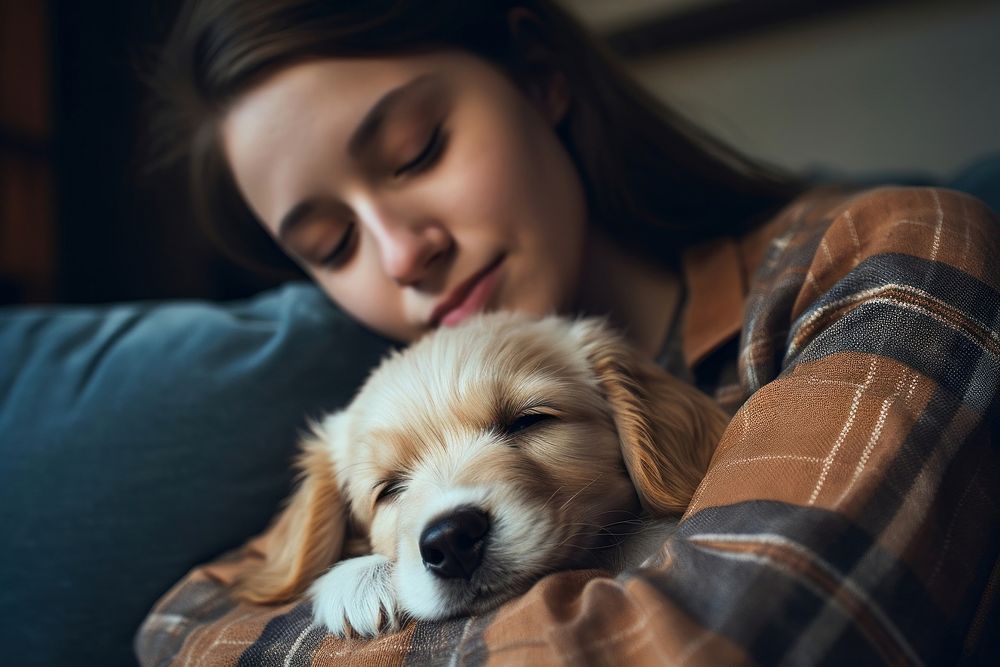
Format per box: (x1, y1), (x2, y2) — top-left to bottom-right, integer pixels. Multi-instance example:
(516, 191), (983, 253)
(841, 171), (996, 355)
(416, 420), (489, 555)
(374, 478), (406, 505)
(501, 411), (557, 438)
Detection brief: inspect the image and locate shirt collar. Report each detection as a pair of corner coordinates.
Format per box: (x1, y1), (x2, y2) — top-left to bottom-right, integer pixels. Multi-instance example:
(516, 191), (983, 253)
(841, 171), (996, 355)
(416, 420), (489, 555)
(679, 236), (747, 370)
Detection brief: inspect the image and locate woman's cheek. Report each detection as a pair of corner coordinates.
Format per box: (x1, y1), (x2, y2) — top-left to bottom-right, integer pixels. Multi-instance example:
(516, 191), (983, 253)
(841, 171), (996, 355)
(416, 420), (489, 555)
(314, 269), (413, 341)
(431, 139), (515, 232)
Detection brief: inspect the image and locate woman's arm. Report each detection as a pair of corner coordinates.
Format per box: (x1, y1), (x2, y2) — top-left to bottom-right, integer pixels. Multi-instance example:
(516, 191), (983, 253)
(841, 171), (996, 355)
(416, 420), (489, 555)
(137, 188), (1000, 666)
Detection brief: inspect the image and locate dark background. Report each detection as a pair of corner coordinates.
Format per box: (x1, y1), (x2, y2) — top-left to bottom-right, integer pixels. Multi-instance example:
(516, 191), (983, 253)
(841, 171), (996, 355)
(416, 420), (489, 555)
(1, 0), (285, 306)
(50, 0), (283, 304)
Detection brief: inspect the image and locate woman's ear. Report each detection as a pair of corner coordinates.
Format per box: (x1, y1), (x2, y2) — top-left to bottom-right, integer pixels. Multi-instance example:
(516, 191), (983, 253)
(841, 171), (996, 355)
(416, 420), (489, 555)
(506, 8), (570, 126)
(234, 424), (347, 604)
(573, 319), (729, 516)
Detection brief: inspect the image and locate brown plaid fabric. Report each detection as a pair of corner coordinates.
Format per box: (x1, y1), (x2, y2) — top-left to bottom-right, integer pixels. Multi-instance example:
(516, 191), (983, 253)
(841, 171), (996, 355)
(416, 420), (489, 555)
(136, 186), (1000, 666)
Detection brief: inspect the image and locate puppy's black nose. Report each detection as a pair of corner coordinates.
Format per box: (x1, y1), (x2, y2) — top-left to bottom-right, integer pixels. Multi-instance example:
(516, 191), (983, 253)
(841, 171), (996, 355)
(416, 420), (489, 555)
(419, 507), (490, 580)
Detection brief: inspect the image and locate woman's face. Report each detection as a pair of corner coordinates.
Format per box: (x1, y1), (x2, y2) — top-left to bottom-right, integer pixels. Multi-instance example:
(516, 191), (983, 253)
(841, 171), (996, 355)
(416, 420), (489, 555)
(222, 51), (589, 342)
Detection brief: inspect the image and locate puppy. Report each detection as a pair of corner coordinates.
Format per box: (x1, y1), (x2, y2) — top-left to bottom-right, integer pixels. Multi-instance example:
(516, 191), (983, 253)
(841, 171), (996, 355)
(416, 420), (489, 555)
(235, 313), (727, 637)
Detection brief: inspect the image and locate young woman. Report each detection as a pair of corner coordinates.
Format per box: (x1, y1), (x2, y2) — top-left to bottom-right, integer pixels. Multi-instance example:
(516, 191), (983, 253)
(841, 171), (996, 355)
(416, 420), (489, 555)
(140, 1), (999, 664)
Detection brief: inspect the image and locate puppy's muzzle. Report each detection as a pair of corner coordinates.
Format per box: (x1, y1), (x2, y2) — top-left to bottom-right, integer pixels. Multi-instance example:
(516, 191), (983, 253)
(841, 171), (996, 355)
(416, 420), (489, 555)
(419, 507), (490, 580)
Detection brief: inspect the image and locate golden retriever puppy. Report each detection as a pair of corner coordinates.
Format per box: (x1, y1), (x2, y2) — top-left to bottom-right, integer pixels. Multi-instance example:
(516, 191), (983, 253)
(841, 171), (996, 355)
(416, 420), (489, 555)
(235, 313), (727, 637)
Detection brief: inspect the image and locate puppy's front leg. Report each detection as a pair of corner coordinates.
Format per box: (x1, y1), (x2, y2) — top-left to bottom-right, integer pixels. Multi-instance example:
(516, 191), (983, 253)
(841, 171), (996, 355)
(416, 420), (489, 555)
(309, 554), (400, 637)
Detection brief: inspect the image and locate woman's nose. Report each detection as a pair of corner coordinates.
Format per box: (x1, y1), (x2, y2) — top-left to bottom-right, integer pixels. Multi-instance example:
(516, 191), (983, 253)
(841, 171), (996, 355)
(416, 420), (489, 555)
(361, 203), (451, 286)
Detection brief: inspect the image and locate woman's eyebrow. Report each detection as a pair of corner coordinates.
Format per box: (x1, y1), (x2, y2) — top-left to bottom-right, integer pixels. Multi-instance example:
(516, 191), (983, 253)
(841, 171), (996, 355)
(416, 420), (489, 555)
(278, 198), (355, 241)
(278, 200), (318, 240)
(347, 73), (438, 158)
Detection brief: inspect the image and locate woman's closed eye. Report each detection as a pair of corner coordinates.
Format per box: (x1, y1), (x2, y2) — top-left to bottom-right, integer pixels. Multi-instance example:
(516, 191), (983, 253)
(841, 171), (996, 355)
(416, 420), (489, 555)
(393, 124), (446, 178)
(319, 223), (355, 268)
(302, 122), (448, 268)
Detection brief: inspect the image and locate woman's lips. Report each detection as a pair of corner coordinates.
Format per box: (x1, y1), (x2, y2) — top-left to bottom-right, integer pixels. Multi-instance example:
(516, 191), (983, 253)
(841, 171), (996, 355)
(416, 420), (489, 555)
(432, 256), (504, 327)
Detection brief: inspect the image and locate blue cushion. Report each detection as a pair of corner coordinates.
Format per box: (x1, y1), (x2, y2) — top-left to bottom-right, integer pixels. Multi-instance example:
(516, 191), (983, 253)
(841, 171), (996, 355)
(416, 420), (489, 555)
(0, 283), (391, 667)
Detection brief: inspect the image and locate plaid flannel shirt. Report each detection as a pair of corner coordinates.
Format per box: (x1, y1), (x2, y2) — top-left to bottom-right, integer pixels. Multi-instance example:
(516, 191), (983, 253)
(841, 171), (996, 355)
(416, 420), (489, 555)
(136, 186), (1000, 666)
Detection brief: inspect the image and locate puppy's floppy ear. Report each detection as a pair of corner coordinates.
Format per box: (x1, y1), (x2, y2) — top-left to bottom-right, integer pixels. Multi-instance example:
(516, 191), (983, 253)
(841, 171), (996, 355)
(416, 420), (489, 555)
(235, 421), (348, 604)
(573, 319), (729, 516)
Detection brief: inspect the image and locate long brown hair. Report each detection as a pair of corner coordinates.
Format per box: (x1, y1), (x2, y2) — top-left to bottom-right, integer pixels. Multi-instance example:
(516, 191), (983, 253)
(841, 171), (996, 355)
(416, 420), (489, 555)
(152, 0), (804, 273)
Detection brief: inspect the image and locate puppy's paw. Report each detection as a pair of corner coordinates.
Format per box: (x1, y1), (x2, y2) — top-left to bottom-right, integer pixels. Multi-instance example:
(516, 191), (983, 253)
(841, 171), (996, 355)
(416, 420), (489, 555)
(309, 554), (400, 637)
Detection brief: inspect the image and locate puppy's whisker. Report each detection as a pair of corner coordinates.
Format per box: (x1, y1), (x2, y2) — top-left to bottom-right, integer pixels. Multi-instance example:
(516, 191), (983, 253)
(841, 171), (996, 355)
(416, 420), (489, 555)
(550, 526), (614, 551)
(590, 508), (642, 520)
(562, 543), (615, 554)
(558, 477), (600, 512)
(557, 522), (601, 530)
(552, 532), (584, 551)
(586, 514), (645, 527)
(559, 522), (649, 538)
(599, 518), (647, 529)
(540, 485), (567, 513)
(604, 528), (649, 537)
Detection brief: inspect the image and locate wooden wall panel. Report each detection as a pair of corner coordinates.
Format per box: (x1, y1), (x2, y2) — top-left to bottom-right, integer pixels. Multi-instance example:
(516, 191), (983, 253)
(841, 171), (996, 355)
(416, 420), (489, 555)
(0, 0), (55, 303)
(0, 0), (50, 136)
(0, 155), (53, 302)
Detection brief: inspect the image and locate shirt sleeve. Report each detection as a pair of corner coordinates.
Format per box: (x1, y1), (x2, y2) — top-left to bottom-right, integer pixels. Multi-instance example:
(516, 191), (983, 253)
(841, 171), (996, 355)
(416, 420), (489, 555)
(660, 186), (1000, 664)
(136, 187), (1000, 667)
